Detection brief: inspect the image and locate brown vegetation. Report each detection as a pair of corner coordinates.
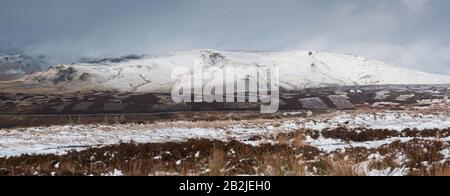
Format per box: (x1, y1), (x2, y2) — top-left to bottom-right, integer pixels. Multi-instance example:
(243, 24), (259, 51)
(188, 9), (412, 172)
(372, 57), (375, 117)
(0, 123), (449, 176)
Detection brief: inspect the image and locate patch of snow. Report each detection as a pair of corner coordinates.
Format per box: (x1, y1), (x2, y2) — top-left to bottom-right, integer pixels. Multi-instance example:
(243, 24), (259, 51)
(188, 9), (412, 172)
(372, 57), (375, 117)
(358, 160), (407, 176)
(418, 99), (450, 105)
(282, 112), (304, 116)
(367, 153), (384, 160)
(303, 111), (450, 132)
(396, 94), (415, 101)
(150, 172), (181, 176)
(374, 91), (390, 100)
(441, 149), (450, 160)
(371, 102), (400, 107)
(102, 169), (124, 176)
(304, 136), (414, 153)
(153, 156), (162, 160)
(366, 167), (408, 176)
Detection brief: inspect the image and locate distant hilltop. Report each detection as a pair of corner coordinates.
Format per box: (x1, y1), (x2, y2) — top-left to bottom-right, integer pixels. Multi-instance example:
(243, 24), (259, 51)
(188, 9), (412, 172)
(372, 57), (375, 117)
(2, 49), (450, 93)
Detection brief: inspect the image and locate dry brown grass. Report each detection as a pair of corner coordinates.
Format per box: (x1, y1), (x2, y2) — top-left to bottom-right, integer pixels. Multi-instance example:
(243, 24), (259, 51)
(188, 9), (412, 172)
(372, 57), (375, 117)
(122, 159), (155, 176)
(321, 156), (365, 176)
(409, 164), (450, 176)
(0, 132), (448, 176)
(368, 155), (398, 171)
(404, 140), (444, 169)
(260, 150), (305, 176)
(432, 165), (450, 176)
(276, 131), (305, 149)
(276, 134), (291, 146)
(291, 132), (305, 149)
(208, 147), (226, 176)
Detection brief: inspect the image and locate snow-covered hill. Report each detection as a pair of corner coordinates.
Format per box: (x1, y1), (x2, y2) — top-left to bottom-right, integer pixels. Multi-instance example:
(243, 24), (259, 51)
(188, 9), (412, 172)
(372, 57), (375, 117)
(19, 50), (450, 93)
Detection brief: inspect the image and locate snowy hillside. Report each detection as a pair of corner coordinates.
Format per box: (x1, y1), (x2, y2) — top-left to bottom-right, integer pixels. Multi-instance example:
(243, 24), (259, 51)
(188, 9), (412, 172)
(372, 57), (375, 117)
(20, 50), (450, 93)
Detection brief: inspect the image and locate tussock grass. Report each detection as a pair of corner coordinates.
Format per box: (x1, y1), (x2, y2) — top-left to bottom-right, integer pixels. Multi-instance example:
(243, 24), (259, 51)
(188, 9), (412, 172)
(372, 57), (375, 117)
(0, 129), (449, 176)
(432, 165), (450, 176)
(260, 151), (305, 176)
(321, 156), (365, 176)
(208, 147), (226, 176)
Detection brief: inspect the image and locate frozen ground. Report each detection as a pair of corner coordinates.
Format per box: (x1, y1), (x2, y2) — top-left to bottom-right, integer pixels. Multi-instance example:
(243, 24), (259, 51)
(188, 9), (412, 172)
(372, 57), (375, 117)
(1, 110), (450, 176)
(1, 111), (450, 158)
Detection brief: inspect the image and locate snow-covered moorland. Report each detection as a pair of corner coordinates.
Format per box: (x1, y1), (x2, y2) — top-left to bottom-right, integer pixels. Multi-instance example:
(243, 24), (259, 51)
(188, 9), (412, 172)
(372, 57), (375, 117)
(1, 110), (450, 176)
(1, 111), (450, 157)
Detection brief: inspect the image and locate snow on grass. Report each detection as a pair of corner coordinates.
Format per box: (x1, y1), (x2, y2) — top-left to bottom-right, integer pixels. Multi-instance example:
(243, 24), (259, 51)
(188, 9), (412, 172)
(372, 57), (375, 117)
(0, 123), (297, 157)
(442, 149), (450, 160)
(366, 167), (408, 176)
(303, 111), (450, 131)
(307, 136), (450, 153)
(304, 136), (415, 153)
(101, 169), (124, 176)
(0, 111), (449, 157)
(357, 157), (409, 176)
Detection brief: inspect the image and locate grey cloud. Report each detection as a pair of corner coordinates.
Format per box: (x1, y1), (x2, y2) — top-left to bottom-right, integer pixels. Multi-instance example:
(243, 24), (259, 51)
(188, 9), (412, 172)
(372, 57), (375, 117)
(0, 0), (449, 74)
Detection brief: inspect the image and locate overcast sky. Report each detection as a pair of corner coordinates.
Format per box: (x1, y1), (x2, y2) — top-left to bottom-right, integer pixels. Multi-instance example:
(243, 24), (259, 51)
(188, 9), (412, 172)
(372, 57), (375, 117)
(0, 0), (449, 74)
